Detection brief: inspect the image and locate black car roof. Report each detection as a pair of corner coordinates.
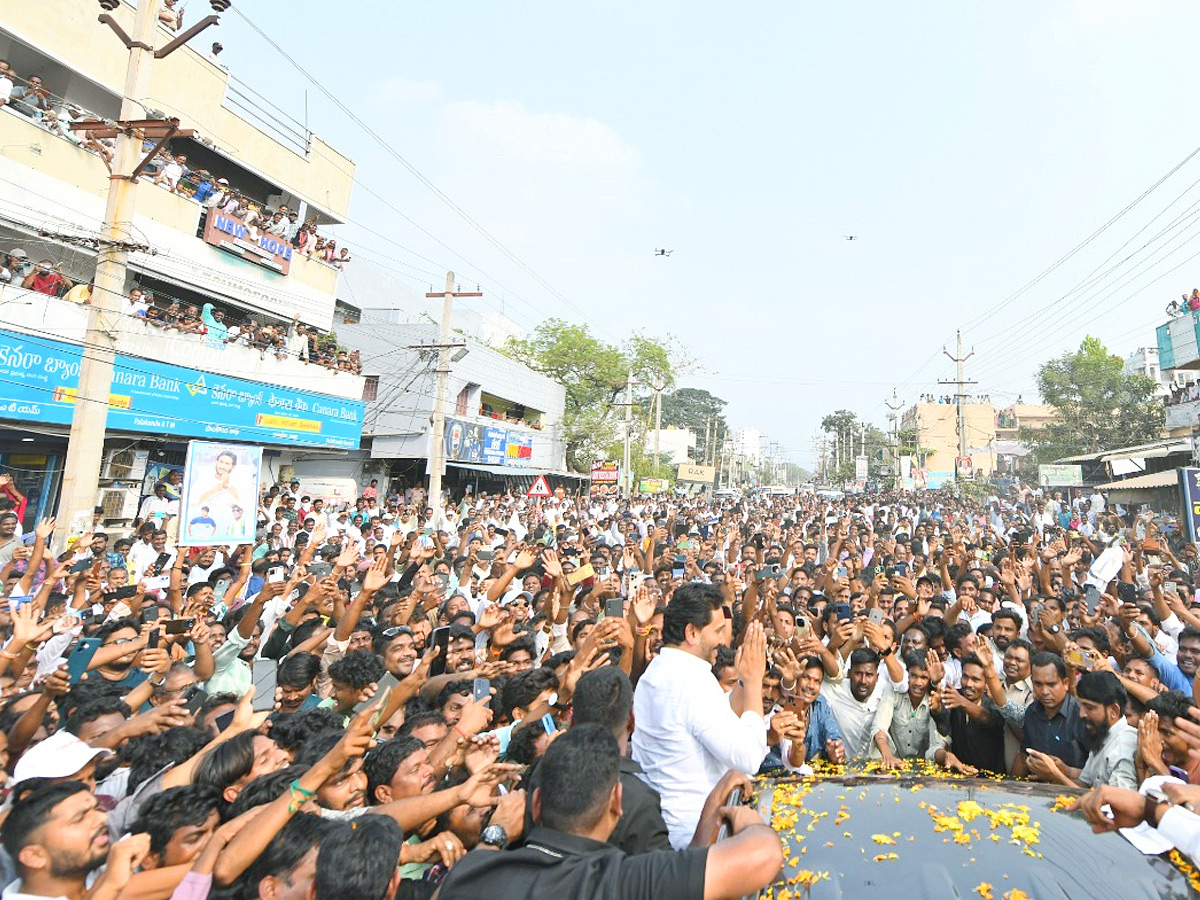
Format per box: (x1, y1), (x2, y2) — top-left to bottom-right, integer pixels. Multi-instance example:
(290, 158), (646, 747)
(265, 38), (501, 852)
(754, 774), (1197, 900)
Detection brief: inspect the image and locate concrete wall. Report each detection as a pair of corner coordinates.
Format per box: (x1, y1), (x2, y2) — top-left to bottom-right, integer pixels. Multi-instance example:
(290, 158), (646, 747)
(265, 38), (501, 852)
(902, 402), (997, 476)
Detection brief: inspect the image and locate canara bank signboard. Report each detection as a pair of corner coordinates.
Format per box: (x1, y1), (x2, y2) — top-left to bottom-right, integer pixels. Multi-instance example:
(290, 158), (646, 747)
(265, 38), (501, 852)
(0, 329), (363, 448)
(202, 207), (294, 275)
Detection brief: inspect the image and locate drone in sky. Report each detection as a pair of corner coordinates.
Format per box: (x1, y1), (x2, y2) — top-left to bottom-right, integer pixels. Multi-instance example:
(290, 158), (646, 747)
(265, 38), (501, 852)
(654, 248), (673, 257)
(844, 235), (857, 241)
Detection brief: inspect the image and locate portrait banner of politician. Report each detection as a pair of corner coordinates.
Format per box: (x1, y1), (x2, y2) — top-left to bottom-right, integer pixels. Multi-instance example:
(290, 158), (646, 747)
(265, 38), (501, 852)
(177, 440), (262, 546)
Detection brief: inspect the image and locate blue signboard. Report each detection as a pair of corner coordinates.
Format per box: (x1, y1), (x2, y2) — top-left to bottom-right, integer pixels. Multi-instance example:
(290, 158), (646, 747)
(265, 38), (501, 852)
(482, 427), (507, 465)
(0, 329), (363, 449)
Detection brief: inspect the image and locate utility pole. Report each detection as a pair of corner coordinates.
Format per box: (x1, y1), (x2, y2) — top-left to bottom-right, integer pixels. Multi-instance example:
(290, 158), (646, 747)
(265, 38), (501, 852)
(885, 389), (903, 486)
(622, 371), (634, 498)
(940, 330), (977, 484)
(425, 272), (482, 516)
(57, 0), (215, 544)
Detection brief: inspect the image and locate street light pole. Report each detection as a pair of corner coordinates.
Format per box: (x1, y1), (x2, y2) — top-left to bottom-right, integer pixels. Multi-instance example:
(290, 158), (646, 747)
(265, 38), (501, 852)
(57, 0), (160, 541)
(424, 273), (481, 517)
(57, 0), (221, 545)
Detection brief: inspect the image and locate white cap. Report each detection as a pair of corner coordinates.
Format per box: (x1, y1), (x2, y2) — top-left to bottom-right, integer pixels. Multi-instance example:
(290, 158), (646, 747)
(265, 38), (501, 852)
(12, 729), (109, 786)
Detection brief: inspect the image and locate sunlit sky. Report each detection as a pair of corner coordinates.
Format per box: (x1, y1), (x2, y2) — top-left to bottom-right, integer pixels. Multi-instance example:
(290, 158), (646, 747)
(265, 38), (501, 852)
(211, 1), (1200, 469)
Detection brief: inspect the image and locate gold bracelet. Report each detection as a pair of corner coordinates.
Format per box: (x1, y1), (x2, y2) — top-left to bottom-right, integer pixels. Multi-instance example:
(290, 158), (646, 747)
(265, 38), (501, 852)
(24, 641), (39, 651)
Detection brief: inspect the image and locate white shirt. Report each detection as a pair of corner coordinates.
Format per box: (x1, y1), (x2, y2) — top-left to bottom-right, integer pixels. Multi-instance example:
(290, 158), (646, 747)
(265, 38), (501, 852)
(138, 495), (173, 522)
(128, 542), (173, 579)
(632, 647), (768, 849)
(820, 661), (889, 760)
(1158, 805), (1200, 866)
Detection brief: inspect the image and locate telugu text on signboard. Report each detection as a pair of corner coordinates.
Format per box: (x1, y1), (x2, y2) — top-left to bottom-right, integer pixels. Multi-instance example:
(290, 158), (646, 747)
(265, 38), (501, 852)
(1038, 464), (1084, 487)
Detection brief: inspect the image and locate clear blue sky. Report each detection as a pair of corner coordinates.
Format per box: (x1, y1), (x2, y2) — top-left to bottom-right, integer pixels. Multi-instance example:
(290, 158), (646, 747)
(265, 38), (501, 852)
(213, 1), (1200, 468)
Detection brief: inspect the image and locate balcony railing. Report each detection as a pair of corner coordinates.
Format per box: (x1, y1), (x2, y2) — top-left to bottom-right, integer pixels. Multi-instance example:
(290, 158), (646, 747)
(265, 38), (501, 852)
(0, 288), (364, 401)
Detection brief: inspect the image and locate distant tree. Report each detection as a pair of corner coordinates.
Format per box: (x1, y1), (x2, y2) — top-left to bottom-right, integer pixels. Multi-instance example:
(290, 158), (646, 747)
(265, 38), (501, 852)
(1022, 336), (1163, 464)
(502, 320), (682, 473)
(660, 388), (728, 463)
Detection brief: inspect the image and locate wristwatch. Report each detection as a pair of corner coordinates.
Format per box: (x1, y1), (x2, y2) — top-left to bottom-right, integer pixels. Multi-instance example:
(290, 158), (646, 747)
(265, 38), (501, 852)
(480, 824), (509, 850)
(1047, 624), (1061, 635)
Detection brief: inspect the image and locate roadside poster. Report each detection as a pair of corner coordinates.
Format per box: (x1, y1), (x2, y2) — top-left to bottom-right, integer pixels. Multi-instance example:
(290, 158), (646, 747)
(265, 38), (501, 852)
(1180, 468), (1200, 542)
(591, 460), (621, 497)
(178, 441), (262, 545)
(1038, 464), (1083, 487)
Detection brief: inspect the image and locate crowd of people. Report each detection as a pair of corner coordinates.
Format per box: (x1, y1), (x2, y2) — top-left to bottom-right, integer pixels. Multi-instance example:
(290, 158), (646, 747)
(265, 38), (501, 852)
(1165, 380), (1200, 407)
(2, 248), (362, 375)
(917, 393), (994, 405)
(0, 57), (353, 267)
(0, 477), (1197, 898)
(1166, 290), (1200, 317)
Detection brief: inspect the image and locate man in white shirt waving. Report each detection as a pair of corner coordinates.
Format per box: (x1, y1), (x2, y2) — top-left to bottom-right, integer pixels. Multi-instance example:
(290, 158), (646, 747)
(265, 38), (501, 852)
(632, 582), (769, 848)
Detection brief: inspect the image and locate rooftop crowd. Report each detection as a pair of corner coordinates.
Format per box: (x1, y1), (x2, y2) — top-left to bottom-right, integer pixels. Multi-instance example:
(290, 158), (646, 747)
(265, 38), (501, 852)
(0, 476), (1197, 898)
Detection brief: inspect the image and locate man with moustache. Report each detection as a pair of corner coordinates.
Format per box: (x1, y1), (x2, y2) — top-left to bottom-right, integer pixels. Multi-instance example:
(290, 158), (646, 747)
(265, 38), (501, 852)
(633, 584), (769, 849)
(2, 782), (148, 900)
(1025, 671), (1138, 790)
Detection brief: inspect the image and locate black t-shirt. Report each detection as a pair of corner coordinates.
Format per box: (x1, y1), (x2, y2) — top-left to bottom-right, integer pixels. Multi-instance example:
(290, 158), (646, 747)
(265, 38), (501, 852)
(436, 826), (707, 900)
(609, 757), (671, 854)
(947, 701), (1006, 775)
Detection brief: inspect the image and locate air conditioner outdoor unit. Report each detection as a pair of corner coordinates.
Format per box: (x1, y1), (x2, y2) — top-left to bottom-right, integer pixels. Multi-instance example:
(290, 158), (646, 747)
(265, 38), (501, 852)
(96, 487), (139, 520)
(100, 449), (149, 482)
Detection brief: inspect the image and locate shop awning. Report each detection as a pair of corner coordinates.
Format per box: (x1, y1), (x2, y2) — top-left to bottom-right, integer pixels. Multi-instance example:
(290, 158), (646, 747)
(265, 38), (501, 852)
(1100, 440), (1191, 463)
(1097, 470), (1179, 491)
(446, 461), (587, 480)
(1056, 438), (1191, 465)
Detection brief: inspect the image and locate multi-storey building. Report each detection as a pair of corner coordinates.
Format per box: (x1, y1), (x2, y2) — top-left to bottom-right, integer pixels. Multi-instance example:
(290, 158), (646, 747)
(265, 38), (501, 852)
(0, 0), (365, 525)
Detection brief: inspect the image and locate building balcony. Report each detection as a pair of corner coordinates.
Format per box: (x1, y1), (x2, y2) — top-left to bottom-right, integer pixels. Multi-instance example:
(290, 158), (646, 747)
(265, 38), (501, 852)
(0, 109), (345, 320)
(0, 286), (364, 401)
(0, 0), (354, 219)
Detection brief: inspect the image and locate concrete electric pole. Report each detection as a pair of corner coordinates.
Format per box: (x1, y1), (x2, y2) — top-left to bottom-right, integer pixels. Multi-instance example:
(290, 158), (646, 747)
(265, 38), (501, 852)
(57, 0), (219, 544)
(424, 273), (482, 517)
(885, 388), (903, 486)
(622, 371), (634, 498)
(940, 330), (977, 483)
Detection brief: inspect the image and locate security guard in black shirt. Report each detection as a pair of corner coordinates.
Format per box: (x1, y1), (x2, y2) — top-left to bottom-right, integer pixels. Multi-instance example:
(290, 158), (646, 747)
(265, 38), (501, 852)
(435, 725), (782, 900)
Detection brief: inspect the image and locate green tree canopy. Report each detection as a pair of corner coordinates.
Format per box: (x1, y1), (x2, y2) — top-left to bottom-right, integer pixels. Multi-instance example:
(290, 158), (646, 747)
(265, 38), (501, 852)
(660, 387), (728, 463)
(503, 320), (681, 472)
(1021, 336), (1163, 464)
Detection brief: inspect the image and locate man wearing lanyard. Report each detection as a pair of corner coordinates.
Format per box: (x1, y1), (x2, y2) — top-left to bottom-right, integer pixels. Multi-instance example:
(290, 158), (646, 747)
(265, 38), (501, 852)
(632, 583), (769, 849)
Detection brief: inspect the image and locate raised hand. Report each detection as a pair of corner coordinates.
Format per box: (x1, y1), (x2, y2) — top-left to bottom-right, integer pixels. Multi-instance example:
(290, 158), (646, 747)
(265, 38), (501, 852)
(335, 544), (360, 569)
(736, 620), (768, 685)
(361, 556), (390, 593)
(11, 602), (53, 646)
(512, 546), (538, 571)
(541, 548), (563, 578)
